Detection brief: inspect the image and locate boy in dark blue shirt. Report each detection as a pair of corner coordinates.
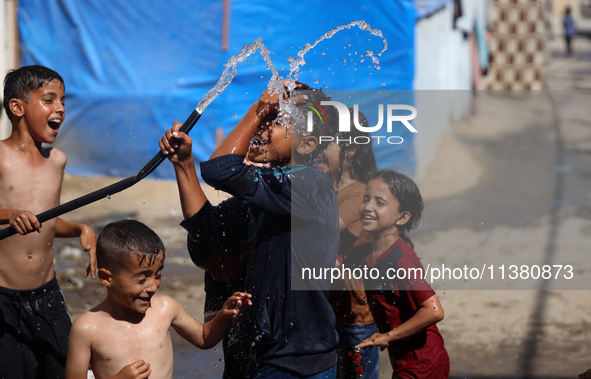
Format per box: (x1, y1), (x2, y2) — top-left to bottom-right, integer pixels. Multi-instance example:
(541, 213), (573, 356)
(160, 80), (340, 378)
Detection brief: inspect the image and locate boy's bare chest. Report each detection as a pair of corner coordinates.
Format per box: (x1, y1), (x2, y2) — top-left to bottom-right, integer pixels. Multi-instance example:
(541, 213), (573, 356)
(91, 315), (174, 378)
(0, 154), (62, 210)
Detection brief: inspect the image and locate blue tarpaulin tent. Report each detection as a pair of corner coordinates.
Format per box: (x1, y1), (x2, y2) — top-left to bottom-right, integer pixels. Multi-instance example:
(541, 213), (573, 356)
(18, 0), (416, 179)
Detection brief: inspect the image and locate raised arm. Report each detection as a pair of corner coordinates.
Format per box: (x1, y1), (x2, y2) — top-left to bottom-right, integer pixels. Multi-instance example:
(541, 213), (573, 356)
(171, 292), (251, 349)
(210, 79), (309, 160)
(160, 121), (208, 219)
(356, 294), (444, 349)
(209, 101), (264, 160)
(55, 218), (97, 278)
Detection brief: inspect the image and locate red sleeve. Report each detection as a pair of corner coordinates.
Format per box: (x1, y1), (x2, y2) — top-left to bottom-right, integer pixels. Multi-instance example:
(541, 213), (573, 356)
(396, 255), (435, 306)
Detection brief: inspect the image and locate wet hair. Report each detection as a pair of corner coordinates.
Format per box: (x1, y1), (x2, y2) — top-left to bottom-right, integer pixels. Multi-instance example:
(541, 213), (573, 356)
(3, 65), (65, 119)
(97, 219), (165, 273)
(372, 170), (423, 248)
(291, 87), (339, 164)
(334, 108), (378, 187)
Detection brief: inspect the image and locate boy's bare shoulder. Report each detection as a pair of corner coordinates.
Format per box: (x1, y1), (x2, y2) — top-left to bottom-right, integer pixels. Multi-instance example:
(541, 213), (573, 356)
(73, 302), (110, 324)
(151, 294), (182, 310)
(149, 295), (188, 321)
(44, 146), (67, 166)
(70, 308), (105, 340)
(0, 141), (67, 170)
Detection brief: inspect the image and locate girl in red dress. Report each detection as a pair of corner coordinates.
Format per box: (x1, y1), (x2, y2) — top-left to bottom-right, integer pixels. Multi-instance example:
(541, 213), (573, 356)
(355, 170), (449, 378)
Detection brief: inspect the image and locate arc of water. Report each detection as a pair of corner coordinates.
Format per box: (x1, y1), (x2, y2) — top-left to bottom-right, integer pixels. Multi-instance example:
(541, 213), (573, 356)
(197, 37), (281, 113)
(288, 20), (388, 80)
(282, 20), (388, 135)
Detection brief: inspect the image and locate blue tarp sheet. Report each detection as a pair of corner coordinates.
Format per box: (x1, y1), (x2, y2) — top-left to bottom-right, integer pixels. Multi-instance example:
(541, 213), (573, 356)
(18, 0), (416, 179)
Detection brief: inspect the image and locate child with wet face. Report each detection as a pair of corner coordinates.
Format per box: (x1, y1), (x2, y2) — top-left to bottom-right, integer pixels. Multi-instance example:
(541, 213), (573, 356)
(65, 219), (251, 379)
(160, 80), (342, 378)
(354, 171), (449, 378)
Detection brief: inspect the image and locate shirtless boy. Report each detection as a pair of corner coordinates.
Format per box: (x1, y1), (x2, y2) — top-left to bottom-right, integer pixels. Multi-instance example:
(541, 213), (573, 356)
(65, 219), (251, 379)
(0, 65), (97, 378)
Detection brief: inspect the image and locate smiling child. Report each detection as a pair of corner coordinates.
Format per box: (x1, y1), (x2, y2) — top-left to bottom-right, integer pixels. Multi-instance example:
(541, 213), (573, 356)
(0, 65), (97, 379)
(65, 219), (251, 379)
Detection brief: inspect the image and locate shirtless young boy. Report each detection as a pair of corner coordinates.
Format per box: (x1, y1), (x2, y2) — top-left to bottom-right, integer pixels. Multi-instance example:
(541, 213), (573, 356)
(0, 65), (97, 378)
(65, 219), (251, 379)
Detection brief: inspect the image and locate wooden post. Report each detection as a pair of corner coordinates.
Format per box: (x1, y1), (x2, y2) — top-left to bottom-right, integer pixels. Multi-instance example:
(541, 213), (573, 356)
(1, 0), (19, 139)
(221, 0), (230, 51)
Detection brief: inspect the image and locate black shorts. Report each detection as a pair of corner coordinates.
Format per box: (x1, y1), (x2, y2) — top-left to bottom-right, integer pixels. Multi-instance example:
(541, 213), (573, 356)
(0, 276), (72, 379)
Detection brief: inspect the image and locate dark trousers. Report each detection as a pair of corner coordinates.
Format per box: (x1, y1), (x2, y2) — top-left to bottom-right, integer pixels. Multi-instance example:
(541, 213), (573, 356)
(0, 276), (71, 379)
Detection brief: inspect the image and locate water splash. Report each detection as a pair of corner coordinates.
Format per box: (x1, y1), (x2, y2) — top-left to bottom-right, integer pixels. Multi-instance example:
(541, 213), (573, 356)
(195, 21), (387, 116)
(191, 21), (387, 155)
(196, 38), (281, 114)
(288, 20), (388, 80)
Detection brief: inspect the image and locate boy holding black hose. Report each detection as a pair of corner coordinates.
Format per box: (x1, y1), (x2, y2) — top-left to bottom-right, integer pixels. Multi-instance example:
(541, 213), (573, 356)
(160, 79), (342, 378)
(0, 65), (97, 378)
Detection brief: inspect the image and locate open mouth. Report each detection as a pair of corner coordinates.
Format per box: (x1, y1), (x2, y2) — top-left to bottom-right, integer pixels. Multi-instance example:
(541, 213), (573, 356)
(250, 136), (267, 148)
(48, 119), (61, 131)
(137, 296), (151, 305)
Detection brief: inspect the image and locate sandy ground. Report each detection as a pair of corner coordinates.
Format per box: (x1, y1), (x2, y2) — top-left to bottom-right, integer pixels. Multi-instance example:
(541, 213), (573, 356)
(52, 25), (591, 379)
